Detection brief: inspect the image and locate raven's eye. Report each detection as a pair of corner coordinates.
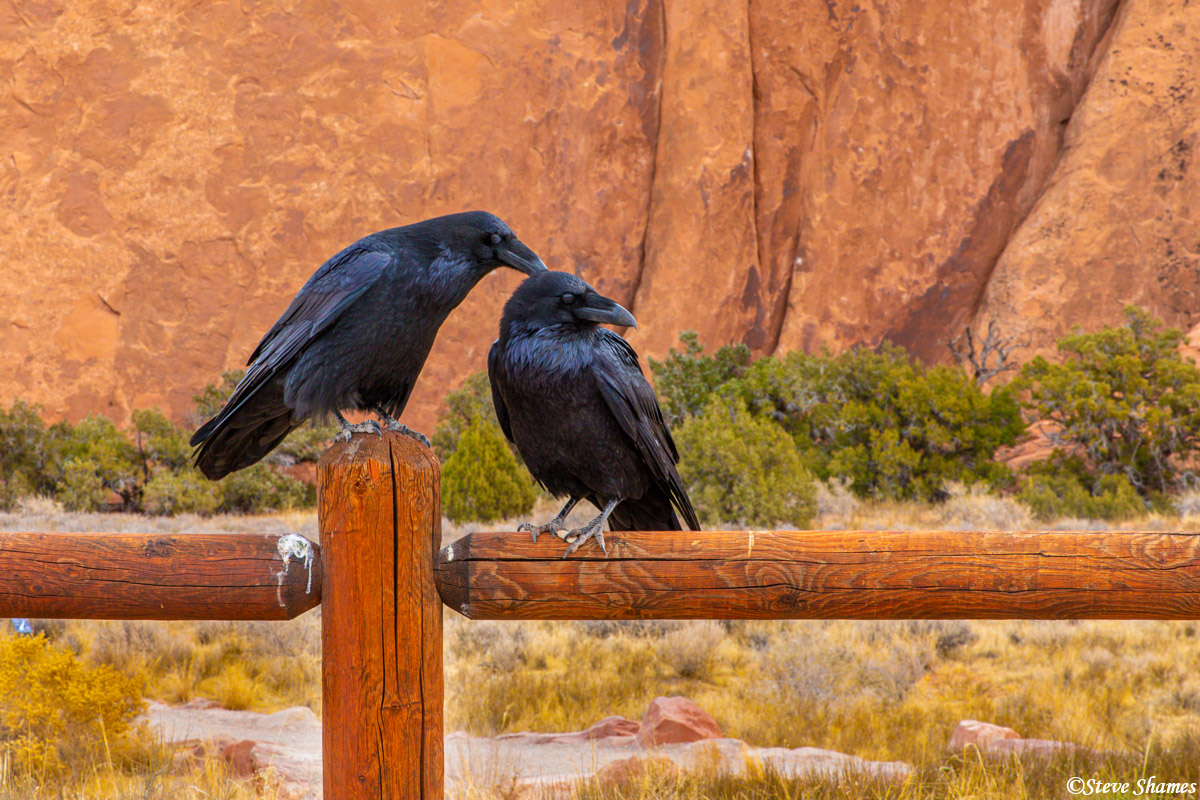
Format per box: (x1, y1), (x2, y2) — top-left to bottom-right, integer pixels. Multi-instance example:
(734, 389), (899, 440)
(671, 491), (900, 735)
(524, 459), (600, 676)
(489, 233), (503, 245)
(561, 293), (576, 305)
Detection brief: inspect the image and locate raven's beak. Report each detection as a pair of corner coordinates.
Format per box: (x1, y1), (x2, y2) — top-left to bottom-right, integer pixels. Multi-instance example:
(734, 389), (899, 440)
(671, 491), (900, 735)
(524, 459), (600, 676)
(575, 293), (637, 329)
(497, 239), (549, 275)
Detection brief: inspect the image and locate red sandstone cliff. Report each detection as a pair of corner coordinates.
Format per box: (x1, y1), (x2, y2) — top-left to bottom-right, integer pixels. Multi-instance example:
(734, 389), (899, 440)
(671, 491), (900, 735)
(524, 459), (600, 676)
(1, 0), (1196, 433)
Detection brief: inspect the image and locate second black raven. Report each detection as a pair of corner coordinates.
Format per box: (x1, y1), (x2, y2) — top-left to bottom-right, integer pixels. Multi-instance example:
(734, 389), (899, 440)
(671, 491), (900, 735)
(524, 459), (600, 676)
(488, 271), (700, 555)
(191, 211), (546, 479)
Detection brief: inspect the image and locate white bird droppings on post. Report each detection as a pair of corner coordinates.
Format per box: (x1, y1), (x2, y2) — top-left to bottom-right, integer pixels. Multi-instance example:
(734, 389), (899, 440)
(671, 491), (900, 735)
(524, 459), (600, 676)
(276, 534), (316, 606)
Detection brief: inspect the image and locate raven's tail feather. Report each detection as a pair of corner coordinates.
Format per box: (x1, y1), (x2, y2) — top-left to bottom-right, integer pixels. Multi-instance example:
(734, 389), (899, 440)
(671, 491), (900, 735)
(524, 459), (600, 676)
(191, 377), (302, 480)
(607, 487), (690, 532)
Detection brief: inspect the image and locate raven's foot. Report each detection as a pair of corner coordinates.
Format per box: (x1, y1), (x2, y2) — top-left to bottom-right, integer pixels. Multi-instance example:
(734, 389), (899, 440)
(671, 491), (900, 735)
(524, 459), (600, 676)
(389, 423), (430, 448)
(562, 497), (621, 558)
(373, 405), (431, 448)
(518, 518), (567, 543)
(562, 520), (607, 557)
(519, 498), (580, 544)
(334, 420), (383, 443)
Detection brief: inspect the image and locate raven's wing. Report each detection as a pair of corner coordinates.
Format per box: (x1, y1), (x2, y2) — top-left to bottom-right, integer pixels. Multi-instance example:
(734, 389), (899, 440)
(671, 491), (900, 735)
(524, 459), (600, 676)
(191, 248), (391, 447)
(593, 330), (701, 530)
(487, 339), (514, 443)
(247, 247), (392, 366)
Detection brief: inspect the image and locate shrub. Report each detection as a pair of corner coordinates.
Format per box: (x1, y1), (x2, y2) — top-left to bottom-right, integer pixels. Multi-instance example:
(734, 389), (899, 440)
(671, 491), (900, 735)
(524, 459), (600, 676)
(55, 456), (109, 512)
(648, 331), (751, 427)
(431, 371), (508, 461)
(650, 335), (1024, 502)
(53, 415), (143, 511)
(814, 478), (860, 517)
(675, 398), (816, 527)
(907, 619), (979, 657)
(940, 481), (1033, 531)
(0, 632), (144, 776)
(143, 469), (222, 516)
(1014, 307), (1200, 495)
(446, 620), (529, 674)
(657, 621), (725, 680)
(131, 407), (192, 472)
(218, 463), (313, 514)
(731, 346), (1024, 500)
(0, 385), (321, 515)
(1017, 455), (1146, 521)
(1173, 489), (1200, 517)
(442, 417), (537, 523)
(0, 400), (55, 509)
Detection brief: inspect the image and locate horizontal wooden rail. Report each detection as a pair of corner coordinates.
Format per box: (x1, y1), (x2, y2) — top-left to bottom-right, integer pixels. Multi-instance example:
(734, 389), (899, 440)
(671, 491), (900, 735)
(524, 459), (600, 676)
(0, 531), (321, 620)
(436, 529), (1200, 620)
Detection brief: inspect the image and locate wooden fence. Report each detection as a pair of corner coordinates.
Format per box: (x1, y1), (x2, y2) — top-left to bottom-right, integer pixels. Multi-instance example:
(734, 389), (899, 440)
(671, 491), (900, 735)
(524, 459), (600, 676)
(2, 432), (1199, 798)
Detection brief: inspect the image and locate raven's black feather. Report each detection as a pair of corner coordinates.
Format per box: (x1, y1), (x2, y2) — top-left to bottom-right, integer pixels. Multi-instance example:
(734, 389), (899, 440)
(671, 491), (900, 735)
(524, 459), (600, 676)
(489, 271), (699, 534)
(191, 211), (546, 479)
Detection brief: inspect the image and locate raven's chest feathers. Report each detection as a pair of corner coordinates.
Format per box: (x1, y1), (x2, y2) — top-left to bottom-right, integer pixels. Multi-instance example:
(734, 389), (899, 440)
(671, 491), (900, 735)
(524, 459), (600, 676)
(496, 329), (653, 501)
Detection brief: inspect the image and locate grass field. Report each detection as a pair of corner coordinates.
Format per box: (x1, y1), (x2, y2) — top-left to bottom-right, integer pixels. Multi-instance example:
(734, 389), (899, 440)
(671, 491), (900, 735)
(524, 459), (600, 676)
(4, 494), (1200, 798)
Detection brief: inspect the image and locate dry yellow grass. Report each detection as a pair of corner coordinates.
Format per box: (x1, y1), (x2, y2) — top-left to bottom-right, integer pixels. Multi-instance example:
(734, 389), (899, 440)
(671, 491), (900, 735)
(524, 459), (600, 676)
(0, 745), (295, 800)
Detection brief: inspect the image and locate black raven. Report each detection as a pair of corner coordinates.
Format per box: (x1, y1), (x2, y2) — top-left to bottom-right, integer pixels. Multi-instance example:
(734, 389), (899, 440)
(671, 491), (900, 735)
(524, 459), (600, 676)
(191, 211), (547, 479)
(488, 271), (700, 555)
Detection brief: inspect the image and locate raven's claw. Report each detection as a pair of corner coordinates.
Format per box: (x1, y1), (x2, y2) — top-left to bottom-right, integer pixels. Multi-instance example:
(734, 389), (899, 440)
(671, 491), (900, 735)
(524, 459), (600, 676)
(519, 518), (566, 544)
(373, 405), (430, 448)
(520, 498), (580, 544)
(387, 422), (430, 448)
(561, 497), (620, 558)
(562, 521), (607, 557)
(335, 420), (383, 443)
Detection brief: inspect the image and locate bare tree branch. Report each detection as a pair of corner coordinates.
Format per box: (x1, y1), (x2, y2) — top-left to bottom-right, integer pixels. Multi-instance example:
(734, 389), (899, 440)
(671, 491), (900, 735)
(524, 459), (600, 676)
(948, 318), (1032, 387)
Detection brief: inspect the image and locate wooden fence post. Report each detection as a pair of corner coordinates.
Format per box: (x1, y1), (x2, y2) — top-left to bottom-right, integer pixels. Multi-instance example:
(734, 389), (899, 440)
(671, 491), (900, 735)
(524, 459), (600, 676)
(318, 433), (443, 800)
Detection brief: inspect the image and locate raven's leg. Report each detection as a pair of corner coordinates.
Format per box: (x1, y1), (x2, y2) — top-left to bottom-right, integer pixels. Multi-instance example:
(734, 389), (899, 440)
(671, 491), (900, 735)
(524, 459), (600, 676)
(518, 497), (579, 544)
(334, 410), (382, 443)
(562, 497), (621, 557)
(373, 404), (431, 448)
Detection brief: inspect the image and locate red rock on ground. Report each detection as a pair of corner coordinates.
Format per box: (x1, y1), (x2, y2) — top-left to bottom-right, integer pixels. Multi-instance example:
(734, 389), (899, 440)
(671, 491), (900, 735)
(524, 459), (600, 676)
(497, 715), (642, 745)
(180, 698), (223, 710)
(170, 733), (238, 774)
(990, 738), (1090, 759)
(947, 720), (1021, 752)
(750, 745), (912, 782)
(637, 696), (722, 746)
(595, 755), (680, 786)
(220, 739), (259, 778)
(947, 720), (1097, 760)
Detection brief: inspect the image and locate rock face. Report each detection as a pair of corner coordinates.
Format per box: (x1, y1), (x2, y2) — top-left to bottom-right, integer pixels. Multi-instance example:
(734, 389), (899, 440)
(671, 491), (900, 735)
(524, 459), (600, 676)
(977, 1), (1200, 358)
(2, 0), (1197, 432)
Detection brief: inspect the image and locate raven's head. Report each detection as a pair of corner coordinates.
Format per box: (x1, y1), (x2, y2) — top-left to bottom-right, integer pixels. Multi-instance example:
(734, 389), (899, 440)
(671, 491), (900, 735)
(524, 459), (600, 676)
(501, 271), (637, 334)
(437, 211), (548, 276)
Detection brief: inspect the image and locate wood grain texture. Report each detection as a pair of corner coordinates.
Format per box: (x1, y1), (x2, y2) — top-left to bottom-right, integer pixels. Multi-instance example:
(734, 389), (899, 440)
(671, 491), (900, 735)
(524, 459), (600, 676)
(0, 531), (320, 620)
(436, 529), (1200, 620)
(318, 432), (442, 800)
